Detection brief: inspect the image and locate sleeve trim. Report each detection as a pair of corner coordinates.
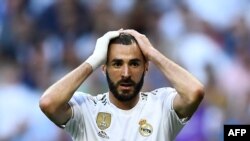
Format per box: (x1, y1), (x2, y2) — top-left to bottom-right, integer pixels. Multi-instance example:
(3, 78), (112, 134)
(60, 102), (74, 129)
(171, 91), (189, 124)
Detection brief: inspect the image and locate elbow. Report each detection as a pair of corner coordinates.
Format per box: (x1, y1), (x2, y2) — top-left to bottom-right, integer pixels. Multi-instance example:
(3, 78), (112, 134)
(192, 84), (205, 103)
(39, 94), (56, 115)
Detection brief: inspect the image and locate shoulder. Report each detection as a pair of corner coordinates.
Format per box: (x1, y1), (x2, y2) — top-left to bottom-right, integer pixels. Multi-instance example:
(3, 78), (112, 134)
(150, 87), (176, 93)
(141, 87), (177, 103)
(147, 87), (177, 97)
(71, 92), (108, 106)
(70, 91), (91, 104)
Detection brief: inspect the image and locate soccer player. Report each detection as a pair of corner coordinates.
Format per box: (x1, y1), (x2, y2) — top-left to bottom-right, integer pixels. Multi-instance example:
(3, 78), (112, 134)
(39, 29), (204, 141)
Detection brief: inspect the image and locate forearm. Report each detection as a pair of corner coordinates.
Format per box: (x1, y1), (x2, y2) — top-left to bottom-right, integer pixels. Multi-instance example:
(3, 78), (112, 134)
(40, 62), (92, 111)
(149, 48), (204, 98)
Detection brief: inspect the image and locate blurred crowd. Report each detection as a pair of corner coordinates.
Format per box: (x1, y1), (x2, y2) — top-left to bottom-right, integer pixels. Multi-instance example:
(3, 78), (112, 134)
(0, 0), (250, 141)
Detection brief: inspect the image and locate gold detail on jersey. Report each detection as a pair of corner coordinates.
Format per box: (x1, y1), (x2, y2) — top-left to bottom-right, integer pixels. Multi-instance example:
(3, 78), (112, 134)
(139, 119), (153, 137)
(96, 112), (111, 130)
(139, 119), (147, 125)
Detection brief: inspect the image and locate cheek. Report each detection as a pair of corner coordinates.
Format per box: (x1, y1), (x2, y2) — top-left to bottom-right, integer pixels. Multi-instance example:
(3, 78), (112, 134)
(131, 70), (144, 81)
(107, 70), (120, 81)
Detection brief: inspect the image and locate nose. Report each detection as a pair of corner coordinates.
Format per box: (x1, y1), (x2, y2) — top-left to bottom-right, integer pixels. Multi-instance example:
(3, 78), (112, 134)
(121, 65), (131, 78)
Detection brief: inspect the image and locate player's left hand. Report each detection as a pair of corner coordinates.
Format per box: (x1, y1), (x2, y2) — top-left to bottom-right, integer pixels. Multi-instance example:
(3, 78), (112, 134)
(122, 29), (156, 61)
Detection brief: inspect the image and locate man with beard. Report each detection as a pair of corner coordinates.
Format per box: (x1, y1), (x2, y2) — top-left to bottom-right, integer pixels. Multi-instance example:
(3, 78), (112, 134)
(39, 29), (204, 141)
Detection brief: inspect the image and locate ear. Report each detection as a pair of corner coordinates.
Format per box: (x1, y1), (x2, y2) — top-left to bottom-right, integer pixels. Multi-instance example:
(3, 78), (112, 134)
(102, 65), (107, 75)
(144, 61), (149, 72)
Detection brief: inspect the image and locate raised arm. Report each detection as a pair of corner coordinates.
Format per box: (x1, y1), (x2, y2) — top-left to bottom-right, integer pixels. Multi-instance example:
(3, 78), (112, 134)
(123, 29), (204, 119)
(39, 31), (120, 126)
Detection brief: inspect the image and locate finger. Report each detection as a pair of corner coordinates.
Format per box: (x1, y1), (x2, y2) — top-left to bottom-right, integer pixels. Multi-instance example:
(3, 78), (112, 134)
(104, 31), (120, 39)
(122, 29), (142, 37)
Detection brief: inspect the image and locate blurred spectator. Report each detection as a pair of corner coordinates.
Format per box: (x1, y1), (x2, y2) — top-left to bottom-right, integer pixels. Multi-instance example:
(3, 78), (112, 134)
(218, 41), (250, 124)
(91, 0), (122, 35)
(183, 0), (246, 30)
(0, 59), (64, 141)
(0, 0), (35, 60)
(37, 0), (92, 39)
(201, 64), (227, 141)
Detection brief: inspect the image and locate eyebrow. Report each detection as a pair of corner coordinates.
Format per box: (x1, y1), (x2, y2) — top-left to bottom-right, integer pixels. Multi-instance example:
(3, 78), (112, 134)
(111, 58), (142, 63)
(111, 59), (123, 63)
(129, 59), (141, 63)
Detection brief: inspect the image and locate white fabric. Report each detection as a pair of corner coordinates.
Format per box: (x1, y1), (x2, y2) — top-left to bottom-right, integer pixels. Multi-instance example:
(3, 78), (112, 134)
(85, 31), (120, 70)
(64, 87), (187, 141)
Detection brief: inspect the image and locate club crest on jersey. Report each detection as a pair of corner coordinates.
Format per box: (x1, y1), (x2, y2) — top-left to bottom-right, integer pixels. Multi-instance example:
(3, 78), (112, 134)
(96, 112), (111, 130)
(138, 119), (153, 137)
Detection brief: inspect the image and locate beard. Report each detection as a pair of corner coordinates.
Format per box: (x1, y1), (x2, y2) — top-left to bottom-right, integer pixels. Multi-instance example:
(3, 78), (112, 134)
(106, 71), (144, 102)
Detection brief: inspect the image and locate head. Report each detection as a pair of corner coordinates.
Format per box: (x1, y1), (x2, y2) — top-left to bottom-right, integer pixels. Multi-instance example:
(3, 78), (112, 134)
(103, 33), (148, 102)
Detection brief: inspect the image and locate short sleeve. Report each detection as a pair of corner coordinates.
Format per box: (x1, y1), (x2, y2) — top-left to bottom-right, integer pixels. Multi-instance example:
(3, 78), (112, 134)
(64, 92), (88, 137)
(156, 87), (188, 140)
(162, 87), (188, 124)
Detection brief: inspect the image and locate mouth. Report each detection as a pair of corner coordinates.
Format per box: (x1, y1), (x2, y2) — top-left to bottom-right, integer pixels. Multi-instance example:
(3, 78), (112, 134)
(119, 83), (133, 90)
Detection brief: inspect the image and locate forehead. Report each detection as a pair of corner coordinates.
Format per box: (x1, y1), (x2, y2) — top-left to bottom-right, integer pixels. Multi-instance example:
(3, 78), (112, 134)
(108, 43), (144, 62)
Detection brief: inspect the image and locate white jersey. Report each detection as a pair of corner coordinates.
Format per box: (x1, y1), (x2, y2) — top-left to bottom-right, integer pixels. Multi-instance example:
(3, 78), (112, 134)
(64, 87), (187, 141)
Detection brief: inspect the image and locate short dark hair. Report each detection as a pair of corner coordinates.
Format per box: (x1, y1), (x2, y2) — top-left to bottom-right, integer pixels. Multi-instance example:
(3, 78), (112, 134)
(107, 33), (146, 64)
(109, 33), (137, 45)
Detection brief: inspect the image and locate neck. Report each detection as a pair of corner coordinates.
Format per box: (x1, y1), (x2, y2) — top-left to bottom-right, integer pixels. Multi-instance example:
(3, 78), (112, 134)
(108, 92), (140, 110)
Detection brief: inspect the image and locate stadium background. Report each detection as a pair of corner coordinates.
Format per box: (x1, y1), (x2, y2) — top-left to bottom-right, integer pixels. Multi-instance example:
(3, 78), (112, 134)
(0, 0), (250, 140)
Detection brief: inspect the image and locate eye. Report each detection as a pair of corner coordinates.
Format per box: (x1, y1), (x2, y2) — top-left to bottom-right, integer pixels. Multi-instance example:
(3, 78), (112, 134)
(112, 62), (122, 68)
(130, 61), (140, 67)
